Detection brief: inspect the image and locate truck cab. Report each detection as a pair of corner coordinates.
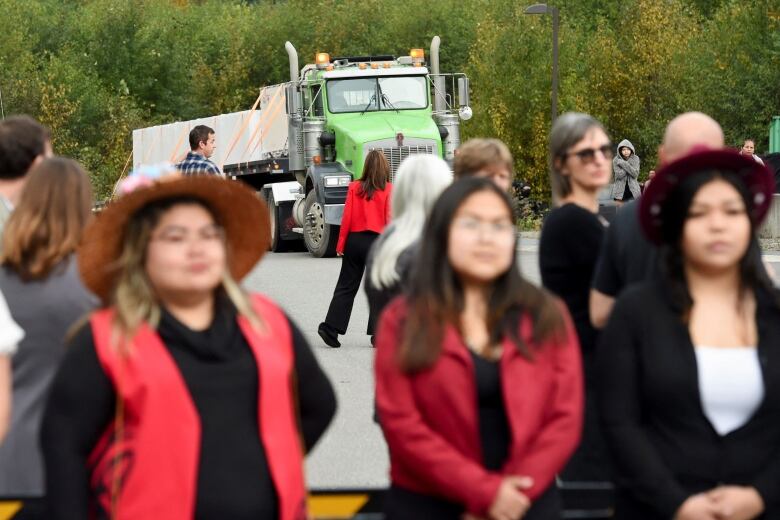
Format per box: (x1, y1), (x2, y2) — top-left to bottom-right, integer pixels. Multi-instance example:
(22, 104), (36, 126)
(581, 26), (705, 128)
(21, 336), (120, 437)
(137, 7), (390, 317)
(284, 41), (470, 256)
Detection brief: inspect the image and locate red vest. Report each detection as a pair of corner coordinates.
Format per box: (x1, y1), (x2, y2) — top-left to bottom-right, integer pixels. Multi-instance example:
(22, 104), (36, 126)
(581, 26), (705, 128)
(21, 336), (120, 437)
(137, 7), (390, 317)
(87, 294), (306, 520)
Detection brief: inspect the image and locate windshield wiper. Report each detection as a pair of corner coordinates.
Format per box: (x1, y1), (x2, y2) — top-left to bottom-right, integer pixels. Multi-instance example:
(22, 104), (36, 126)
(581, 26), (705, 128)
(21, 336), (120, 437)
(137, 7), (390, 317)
(378, 83), (400, 113)
(360, 93), (377, 116)
(381, 94), (400, 113)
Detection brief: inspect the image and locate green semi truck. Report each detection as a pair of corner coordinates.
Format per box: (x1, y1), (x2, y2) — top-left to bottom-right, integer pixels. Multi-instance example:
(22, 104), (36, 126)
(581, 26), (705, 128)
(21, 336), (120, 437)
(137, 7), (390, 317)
(132, 36), (471, 257)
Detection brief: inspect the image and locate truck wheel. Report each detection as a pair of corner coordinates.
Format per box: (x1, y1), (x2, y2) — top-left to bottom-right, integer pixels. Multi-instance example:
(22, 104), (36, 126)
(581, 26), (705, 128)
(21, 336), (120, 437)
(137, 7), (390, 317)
(267, 190), (286, 252)
(266, 190), (302, 253)
(303, 190), (338, 258)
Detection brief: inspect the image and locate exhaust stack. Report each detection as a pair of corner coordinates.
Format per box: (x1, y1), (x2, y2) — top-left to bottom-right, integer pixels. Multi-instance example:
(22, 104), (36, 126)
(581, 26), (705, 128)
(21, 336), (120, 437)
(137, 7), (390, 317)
(285, 41), (299, 82)
(430, 36), (446, 113)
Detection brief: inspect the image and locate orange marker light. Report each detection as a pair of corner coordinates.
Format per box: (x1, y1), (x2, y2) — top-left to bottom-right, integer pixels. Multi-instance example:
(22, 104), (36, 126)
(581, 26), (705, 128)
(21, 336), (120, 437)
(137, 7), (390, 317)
(315, 52), (330, 68)
(358, 63), (367, 70)
(410, 49), (425, 59)
(371, 62), (379, 69)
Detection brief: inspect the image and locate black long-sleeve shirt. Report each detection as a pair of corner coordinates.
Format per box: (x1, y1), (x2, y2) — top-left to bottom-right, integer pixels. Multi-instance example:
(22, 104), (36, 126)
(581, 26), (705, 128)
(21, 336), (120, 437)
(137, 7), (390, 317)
(597, 282), (780, 519)
(539, 203), (606, 362)
(41, 301), (336, 519)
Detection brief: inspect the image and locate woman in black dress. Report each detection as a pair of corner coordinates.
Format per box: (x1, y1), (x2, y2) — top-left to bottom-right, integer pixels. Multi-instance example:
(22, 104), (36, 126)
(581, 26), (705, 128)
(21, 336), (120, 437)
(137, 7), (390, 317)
(539, 112), (613, 484)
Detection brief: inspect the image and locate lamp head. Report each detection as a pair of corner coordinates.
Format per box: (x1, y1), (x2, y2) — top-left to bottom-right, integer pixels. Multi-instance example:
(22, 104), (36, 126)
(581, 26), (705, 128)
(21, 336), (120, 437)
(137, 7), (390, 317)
(524, 3), (551, 15)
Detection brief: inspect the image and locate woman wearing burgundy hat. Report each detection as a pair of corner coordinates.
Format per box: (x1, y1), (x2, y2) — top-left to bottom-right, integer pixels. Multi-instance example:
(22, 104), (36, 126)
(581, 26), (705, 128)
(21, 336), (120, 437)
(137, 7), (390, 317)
(597, 148), (780, 520)
(40, 169), (336, 520)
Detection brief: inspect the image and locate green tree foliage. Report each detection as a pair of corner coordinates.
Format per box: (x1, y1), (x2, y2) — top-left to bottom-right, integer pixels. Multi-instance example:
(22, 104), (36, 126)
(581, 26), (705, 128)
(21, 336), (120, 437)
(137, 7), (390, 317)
(0, 0), (777, 200)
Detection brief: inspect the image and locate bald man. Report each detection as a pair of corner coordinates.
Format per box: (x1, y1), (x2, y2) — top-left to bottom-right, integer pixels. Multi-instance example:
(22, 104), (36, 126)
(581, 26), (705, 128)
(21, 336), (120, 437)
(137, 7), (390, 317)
(589, 112), (725, 328)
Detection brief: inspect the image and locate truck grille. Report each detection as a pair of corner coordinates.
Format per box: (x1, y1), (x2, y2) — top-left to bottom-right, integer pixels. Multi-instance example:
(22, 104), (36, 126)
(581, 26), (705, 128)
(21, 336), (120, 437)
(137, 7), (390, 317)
(373, 145), (436, 182)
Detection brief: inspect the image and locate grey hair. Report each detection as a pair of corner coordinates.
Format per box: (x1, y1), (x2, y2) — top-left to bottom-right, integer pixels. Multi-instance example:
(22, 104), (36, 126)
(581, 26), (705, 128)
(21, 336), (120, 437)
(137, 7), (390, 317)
(548, 112), (606, 199)
(369, 155), (452, 289)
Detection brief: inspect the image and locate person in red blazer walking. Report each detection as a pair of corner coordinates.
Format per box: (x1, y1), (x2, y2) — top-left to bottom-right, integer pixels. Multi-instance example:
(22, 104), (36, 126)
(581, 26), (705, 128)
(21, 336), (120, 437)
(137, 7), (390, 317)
(375, 177), (584, 520)
(319, 150), (392, 348)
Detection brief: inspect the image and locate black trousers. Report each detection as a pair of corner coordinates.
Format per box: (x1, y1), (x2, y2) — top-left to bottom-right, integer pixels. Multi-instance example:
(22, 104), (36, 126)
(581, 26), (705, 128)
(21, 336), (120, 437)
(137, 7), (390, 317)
(324, 231), (379, 335)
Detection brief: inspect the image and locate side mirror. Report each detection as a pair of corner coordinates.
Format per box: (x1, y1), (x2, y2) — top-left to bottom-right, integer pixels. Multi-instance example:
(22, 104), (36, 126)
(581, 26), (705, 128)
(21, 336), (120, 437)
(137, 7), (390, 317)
(457, 77), (470, 108)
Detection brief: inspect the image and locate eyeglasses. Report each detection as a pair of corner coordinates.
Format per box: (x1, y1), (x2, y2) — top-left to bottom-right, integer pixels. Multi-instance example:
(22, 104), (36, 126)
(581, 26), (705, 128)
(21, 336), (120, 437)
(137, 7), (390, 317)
(453, 217), (516, 238)
(565, 143), (614, 163)
(151, 225), (225, 246)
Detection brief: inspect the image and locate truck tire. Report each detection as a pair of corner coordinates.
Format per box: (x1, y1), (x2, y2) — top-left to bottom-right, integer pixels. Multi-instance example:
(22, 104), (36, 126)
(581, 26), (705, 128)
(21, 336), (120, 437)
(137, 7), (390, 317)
(267, 190), (286, 252)
(302, 190), (338, 258)
(266, 190), (303, 253)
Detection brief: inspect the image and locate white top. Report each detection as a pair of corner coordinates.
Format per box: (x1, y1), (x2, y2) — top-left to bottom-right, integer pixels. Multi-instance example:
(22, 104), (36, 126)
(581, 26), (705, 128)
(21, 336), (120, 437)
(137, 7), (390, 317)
(694, 346), (764, 436)
(0, 289), (22, 356)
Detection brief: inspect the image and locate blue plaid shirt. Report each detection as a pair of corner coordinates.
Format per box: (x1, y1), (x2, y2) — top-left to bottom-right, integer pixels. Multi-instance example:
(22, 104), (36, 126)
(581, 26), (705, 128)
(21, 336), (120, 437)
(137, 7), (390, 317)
(176, 151), (221, 176)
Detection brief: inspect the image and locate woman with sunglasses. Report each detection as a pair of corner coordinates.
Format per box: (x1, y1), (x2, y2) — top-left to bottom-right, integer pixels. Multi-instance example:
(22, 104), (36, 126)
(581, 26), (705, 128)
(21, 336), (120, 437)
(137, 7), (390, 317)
(538, 112), (613, 485)
(376, 177), (583, 520)
(598, 148), (780, 520)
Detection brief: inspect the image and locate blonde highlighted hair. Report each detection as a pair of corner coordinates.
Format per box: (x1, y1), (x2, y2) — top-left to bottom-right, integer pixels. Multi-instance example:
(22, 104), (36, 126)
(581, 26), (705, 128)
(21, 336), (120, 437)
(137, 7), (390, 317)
(1, 157), (92, 280)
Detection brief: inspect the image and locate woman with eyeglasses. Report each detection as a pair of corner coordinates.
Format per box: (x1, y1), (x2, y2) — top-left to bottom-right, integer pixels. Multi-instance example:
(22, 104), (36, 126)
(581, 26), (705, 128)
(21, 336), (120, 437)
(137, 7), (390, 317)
(538, 112), (613, 486)
(376, 177), (583, 520)
(40, 170), (336, 520)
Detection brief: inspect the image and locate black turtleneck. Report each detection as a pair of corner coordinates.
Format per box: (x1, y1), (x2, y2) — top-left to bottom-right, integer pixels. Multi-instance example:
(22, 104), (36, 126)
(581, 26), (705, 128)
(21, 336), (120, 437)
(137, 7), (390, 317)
(41, 300), (336, 520)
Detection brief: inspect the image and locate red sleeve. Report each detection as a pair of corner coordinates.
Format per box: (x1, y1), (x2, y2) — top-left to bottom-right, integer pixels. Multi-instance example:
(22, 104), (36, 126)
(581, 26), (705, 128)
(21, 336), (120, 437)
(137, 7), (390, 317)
(385, 184), (392, 225)
(336, 183), (354, 255)
(503, 304), (584, 501)
(375, 299), (503, 515)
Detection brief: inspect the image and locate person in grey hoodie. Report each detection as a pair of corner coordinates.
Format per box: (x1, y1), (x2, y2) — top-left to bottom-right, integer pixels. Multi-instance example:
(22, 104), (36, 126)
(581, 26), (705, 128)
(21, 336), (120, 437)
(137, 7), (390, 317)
(612, 139), (641, 203)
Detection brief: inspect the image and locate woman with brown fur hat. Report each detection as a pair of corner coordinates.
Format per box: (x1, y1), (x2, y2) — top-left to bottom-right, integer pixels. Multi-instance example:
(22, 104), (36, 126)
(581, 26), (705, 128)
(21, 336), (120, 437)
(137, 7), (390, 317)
(41, 168), (336, 520)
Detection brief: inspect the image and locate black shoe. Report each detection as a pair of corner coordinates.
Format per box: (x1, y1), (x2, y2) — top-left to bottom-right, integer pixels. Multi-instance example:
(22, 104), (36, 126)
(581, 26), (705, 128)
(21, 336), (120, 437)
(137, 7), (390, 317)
(318, 323), (341, 348)
(370, 335), (375, 348)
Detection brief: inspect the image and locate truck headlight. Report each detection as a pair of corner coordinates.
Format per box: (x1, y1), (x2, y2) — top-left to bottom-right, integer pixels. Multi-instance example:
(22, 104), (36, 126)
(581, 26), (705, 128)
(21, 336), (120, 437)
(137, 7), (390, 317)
(324, 175), (351, 187)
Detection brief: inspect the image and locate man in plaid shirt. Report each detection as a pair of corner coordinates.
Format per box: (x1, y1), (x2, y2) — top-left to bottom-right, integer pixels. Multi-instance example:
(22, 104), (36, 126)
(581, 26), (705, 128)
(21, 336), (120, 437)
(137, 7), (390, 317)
(176, 125), (221, 176)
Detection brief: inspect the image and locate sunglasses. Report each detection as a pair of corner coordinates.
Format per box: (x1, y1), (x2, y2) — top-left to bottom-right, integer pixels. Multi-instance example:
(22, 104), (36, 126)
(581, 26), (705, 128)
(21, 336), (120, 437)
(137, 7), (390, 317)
(565, 143), (614, 163)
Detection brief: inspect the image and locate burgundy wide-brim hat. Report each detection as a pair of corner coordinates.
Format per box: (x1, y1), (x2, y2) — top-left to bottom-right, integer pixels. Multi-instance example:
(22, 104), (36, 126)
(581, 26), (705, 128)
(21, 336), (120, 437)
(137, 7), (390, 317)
(79, 175), (270, 303)
(639, 147), (774, 244)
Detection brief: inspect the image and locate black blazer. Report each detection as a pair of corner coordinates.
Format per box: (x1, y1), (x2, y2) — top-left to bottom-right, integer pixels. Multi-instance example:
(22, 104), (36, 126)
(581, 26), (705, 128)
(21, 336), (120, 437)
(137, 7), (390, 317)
(597, 282), (780, 520)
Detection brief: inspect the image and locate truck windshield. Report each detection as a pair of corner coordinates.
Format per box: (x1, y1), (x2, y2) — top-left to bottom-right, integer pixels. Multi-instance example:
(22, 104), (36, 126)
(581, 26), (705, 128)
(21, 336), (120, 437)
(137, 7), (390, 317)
(327, 76), (428, 113)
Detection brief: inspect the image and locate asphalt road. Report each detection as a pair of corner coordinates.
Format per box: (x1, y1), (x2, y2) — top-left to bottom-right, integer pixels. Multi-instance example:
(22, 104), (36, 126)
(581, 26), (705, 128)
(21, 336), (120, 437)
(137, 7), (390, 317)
(242, 237), (542, 490)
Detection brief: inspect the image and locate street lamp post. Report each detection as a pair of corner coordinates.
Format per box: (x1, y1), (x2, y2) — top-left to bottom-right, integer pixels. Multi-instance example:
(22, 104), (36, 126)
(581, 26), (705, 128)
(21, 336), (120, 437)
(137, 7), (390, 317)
(524, 3), (559, 125)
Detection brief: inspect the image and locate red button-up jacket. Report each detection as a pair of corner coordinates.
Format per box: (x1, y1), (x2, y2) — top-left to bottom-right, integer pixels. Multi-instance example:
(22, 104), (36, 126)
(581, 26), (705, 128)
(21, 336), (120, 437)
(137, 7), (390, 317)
(336, 181), (392, 254)
(375, 297), (583, 516)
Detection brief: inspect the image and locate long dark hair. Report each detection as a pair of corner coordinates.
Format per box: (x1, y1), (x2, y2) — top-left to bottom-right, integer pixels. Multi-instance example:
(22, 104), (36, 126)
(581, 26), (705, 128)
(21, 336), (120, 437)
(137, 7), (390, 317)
(399, 177), (566, 372)
(659, 168), (776, 319)
(359, 150), (390, 200)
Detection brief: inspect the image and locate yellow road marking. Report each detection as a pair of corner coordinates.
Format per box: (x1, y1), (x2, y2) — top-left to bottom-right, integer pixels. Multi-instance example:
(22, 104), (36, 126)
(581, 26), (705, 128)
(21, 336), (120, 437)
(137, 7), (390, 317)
(0, 501), (22, 520)
(308, 494), (370, 518)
